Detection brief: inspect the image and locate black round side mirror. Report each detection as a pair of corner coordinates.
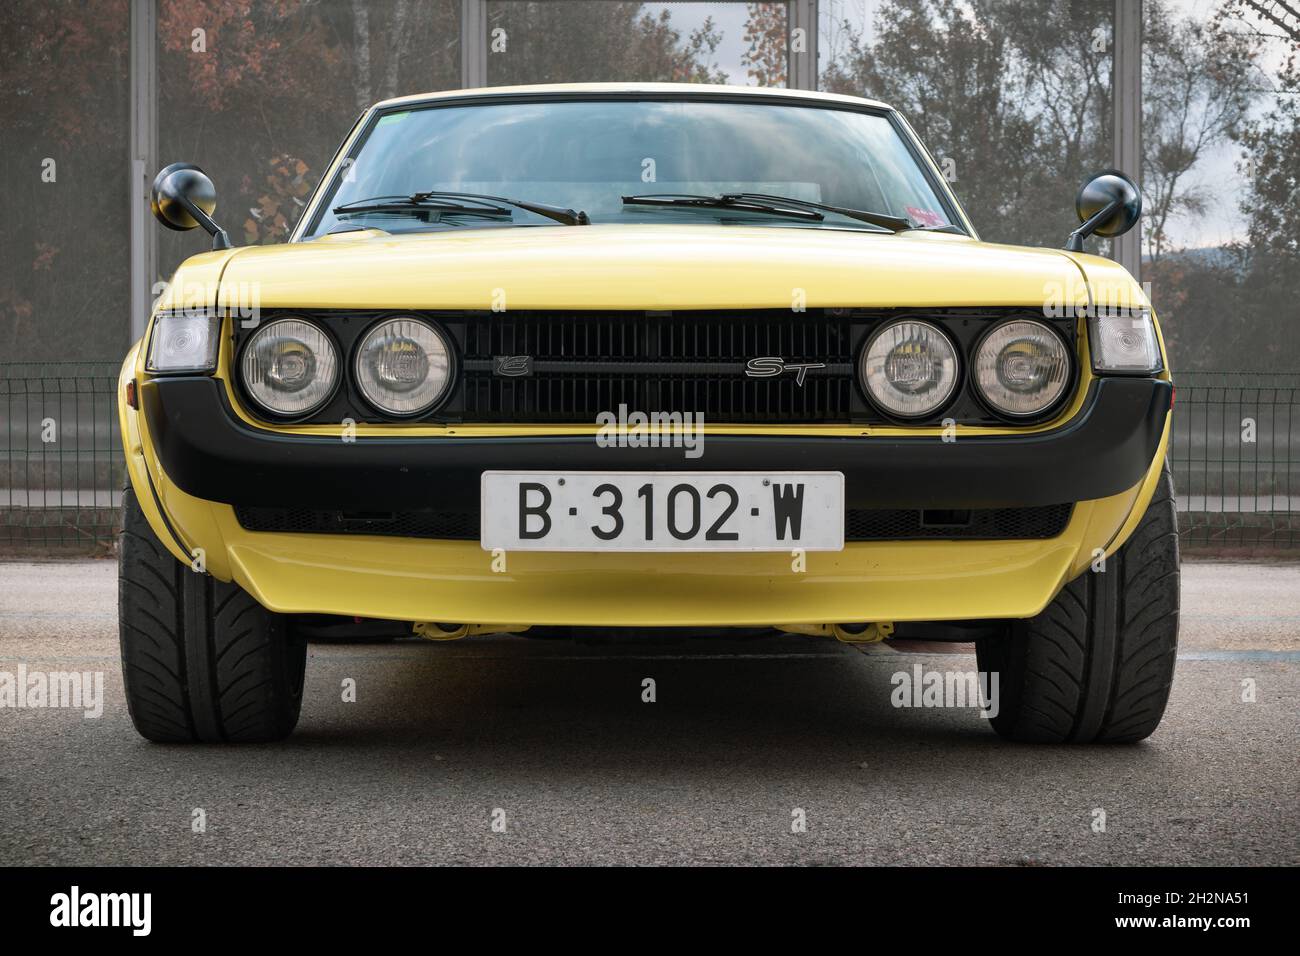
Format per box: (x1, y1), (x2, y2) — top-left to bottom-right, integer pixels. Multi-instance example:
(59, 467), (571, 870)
(151, 162), (217, 231)
(1077, 169), (1142, 237)
(1066, 169), (1141, 251)
(151, 162), (232, 249)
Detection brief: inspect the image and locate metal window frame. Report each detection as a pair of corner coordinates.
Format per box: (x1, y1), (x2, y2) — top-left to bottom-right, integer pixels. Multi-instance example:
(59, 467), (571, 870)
(1112, 0), (1142, 279)
(129, 0), (158, 343)
(790, 0), (817, 89)
(461, 0), (487, 89)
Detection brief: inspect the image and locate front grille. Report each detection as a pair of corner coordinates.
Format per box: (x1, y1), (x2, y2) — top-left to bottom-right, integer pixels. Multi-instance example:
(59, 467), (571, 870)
(459, 310), (855, 423)
(235, 504), (1072, 542)
(232, 307), (1076, 427)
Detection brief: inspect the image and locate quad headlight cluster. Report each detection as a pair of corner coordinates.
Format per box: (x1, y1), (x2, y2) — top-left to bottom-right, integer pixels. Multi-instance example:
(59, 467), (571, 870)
(858, 317), (1073, 421)
(148, 306), (1155, 426)
(238, 315), (453, 419)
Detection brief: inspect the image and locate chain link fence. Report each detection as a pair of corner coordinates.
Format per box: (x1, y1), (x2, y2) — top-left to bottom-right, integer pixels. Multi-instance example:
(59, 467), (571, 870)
(1, 363), (1296, 555)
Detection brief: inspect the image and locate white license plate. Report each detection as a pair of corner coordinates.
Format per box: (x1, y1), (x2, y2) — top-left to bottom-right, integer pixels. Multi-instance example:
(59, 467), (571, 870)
(480, 471), (845, 552)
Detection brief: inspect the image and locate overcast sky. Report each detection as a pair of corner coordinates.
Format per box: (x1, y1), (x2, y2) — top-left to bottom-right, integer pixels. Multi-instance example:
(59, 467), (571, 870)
(640, 2), (764, 83)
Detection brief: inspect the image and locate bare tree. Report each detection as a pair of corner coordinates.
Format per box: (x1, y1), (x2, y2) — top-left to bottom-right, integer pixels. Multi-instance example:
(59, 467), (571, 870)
(383, 0), (414, 100)
(352, 0), (371, 111)
(1142, 4), (1258, 262)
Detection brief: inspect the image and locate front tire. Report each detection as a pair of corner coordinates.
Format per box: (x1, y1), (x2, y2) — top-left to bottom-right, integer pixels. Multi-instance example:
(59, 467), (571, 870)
(976, 463), (1179, 743)
(118, 487), (306, 743)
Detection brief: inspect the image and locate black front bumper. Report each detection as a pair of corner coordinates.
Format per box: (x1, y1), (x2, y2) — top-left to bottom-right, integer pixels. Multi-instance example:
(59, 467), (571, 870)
(140, 376), (1172, 512)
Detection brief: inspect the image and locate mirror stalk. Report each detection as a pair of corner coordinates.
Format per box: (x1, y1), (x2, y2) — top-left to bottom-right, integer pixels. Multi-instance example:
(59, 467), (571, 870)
(1065, 198), (1121, 252)
(177, 194), (233, 250)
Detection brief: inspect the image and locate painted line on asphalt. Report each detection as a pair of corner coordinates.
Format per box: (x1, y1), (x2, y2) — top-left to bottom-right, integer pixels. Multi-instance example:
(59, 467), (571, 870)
(1177, 650), (1300, 662)
(1183, 613), (1300, 622)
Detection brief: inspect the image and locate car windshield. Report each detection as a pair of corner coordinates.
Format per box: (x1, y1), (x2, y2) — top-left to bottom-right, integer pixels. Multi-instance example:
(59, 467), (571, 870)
(304, 98), (957, 238)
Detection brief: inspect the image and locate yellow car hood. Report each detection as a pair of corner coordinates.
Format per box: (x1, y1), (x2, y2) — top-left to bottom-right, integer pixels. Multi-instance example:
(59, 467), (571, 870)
(213, 224), (1092, 312)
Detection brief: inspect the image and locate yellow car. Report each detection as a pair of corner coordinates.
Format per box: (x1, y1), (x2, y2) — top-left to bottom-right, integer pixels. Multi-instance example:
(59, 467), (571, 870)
(119, 83), (1177, 745)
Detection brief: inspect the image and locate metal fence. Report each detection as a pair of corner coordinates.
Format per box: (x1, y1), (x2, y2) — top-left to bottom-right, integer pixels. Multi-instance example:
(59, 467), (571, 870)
(1170, 372), (1298, 552)
(1, 363), (125, 553)
(1, 364), (1296, 554)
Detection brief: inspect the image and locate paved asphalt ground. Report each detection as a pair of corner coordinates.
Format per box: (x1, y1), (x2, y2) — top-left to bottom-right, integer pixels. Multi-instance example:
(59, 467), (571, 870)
(0, 559), (1296, 866)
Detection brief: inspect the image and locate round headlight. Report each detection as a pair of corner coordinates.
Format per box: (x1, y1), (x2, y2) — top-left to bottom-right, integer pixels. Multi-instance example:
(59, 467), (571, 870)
(859, 320), (959, 419)
(973, 320), (1070, 418)
(240, 318), (339, 417)
(354, 317), (453, 417)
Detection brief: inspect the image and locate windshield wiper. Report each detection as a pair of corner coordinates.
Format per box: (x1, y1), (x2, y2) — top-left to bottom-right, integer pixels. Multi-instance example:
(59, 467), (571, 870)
(413, 191), (590, 225)
(334, 195), (511, 222)
(622, 192), (912, 232)
(334, 192), (589, 226)
(732, 193), (912, 232)
(622, 192), (823, 222)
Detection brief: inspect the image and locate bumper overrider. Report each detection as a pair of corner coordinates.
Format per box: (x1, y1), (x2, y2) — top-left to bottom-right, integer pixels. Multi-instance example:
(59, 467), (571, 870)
(141, 375), (1170, 511)
(132, 374), (1172, 627)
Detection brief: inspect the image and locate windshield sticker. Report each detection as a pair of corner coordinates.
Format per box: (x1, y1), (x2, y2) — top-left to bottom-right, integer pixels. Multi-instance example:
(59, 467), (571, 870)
(905, 205), (947, 227)
(376, 111), (410, 127)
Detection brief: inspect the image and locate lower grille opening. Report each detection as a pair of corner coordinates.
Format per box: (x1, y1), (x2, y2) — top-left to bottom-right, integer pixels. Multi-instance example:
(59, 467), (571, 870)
(844, 505), (1072, 540)
(920, 509), (972, 528)
(236, 504), (1073, 542)
(235, 508), (481, 539)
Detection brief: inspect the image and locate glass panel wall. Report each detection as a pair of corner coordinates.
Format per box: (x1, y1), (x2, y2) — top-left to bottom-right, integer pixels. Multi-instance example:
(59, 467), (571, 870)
(818, 0), (1115, 250)
(0, 0), (132, 364)
(486, 1), (789, 86)
(1142, 0), (1298, 372)
(156, 0), (461, 279)
(16, 0), (1293, 376)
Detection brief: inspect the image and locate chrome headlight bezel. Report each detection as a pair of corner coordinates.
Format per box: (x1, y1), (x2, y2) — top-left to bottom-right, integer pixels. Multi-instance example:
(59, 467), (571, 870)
(352, 315), (456, 418)
(971, 318), (1075, 421)
(857, 319), (961, 421)
(236, 316), (341, 420)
